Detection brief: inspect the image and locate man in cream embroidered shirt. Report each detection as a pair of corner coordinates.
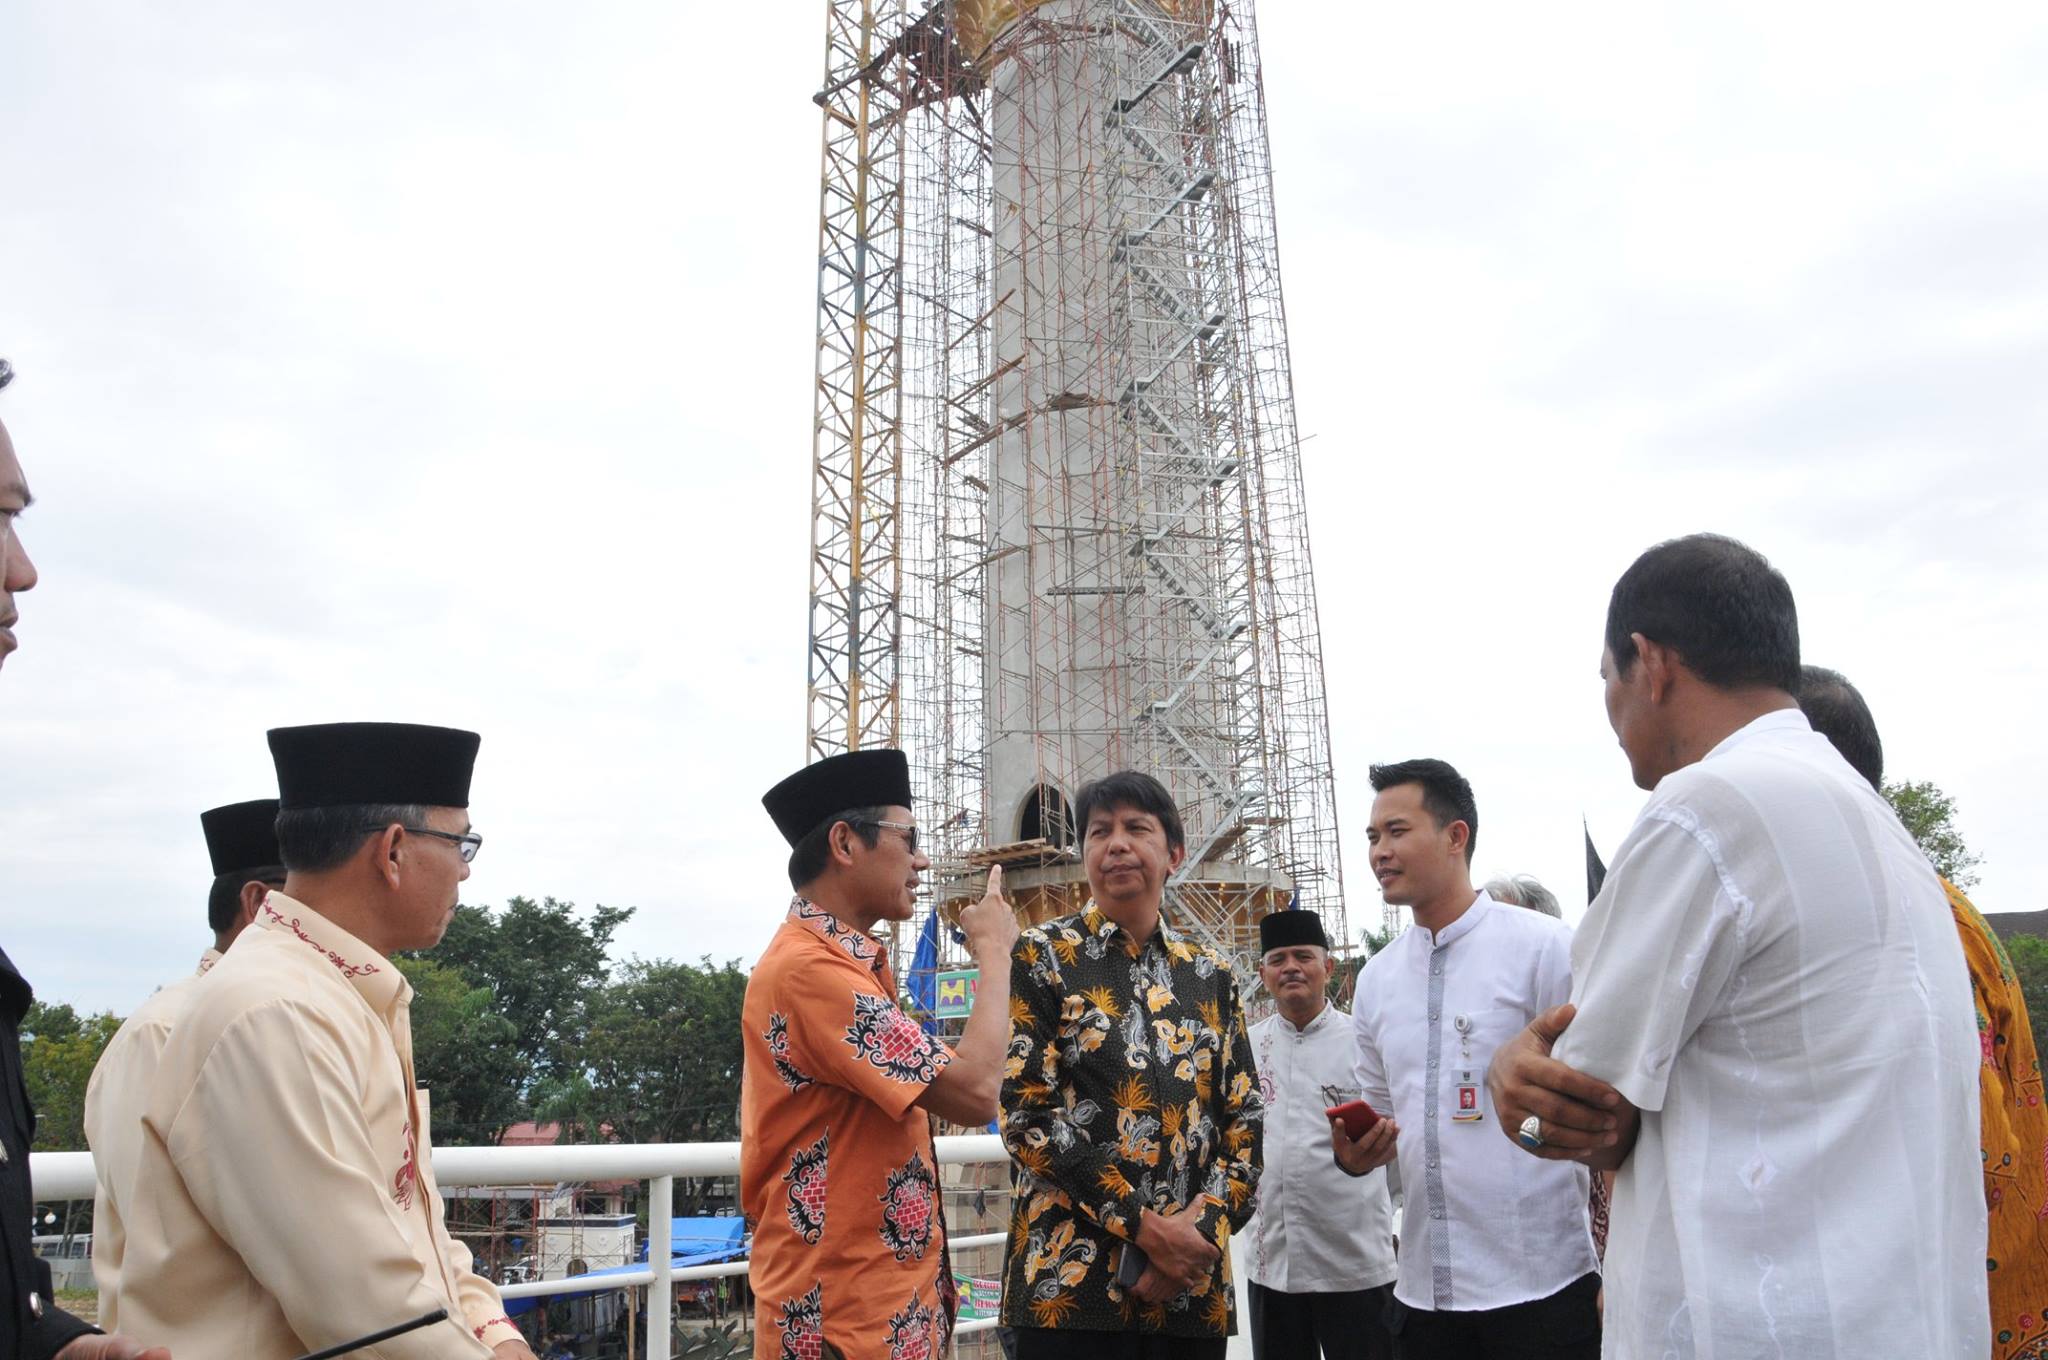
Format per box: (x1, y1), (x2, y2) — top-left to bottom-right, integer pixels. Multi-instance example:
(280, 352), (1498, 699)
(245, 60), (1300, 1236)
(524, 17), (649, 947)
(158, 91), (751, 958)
(85, 797), (284, 1329)
(114, 722), (531, 1360)
(119, 895), (518, 1358)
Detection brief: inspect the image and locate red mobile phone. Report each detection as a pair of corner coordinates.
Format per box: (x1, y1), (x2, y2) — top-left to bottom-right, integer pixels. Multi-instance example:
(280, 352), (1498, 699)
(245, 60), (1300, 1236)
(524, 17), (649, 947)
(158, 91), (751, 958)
(1326, 1099), (1381, 1139)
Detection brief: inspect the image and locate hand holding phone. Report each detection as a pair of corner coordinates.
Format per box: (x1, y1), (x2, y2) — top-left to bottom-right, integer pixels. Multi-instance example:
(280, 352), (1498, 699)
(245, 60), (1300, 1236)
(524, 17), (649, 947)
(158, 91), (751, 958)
(1329, 1100), (1398, 1177)
(1325, 1099), (1381, 1139)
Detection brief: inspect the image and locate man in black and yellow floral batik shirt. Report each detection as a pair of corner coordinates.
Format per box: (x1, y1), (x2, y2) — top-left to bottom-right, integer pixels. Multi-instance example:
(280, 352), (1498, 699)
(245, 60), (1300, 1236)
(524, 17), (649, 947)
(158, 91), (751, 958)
(999, 771), (1264, 1360)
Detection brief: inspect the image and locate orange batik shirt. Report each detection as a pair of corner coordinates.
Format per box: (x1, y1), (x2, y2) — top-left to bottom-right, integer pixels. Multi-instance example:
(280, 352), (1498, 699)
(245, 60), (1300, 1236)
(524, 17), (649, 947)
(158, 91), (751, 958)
(740, 899), (958, 1360)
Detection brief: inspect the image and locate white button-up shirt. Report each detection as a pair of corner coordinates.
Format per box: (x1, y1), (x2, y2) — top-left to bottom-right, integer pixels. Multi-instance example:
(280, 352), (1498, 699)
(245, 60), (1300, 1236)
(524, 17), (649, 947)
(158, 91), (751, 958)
(1555, 710), (1987, 1358)
(1247, 1003), (1397, 1294)
(1354, 892), (1598, 1312)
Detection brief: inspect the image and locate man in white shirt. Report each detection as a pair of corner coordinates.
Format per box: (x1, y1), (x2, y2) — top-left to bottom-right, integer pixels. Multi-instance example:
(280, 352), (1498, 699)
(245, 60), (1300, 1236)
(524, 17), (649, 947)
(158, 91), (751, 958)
(85, 798), (286, 1329)
(1335, 759), (1600, 1358)
(1488, 533), (1986, 1357)
(1247, 908), (1396, 1360)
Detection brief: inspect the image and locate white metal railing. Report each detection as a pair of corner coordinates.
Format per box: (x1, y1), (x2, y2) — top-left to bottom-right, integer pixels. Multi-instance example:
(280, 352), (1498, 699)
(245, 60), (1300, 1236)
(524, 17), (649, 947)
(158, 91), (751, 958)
(33, 1136), (1014, 1358)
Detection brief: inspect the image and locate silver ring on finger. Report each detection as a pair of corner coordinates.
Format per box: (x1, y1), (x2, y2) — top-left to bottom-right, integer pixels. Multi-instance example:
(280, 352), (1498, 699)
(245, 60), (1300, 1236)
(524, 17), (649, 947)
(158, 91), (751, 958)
(1517, 1114), (1545, 1150)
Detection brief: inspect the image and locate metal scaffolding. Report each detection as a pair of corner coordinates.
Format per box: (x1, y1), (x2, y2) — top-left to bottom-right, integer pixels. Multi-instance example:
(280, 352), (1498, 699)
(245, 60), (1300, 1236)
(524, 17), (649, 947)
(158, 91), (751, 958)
(806, 0), (1374, 989)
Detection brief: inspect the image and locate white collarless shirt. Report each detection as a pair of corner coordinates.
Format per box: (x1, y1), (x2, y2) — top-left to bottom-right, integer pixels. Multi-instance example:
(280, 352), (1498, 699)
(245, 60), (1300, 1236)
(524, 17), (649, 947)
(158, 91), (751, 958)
(1555, 710), (1986, 1358)
(1353, 892), (1598, 1312)
(1248, 1003), (1398, 1294)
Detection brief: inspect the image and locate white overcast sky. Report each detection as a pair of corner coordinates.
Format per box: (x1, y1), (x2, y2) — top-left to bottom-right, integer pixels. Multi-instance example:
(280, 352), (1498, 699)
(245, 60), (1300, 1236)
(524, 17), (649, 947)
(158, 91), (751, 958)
(4, 2), (2043, 1014)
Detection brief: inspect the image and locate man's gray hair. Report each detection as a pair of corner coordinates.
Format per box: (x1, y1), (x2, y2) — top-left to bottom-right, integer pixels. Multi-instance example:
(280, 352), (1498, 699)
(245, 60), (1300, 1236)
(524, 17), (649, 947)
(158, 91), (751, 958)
(1486, 873), (1561, 918)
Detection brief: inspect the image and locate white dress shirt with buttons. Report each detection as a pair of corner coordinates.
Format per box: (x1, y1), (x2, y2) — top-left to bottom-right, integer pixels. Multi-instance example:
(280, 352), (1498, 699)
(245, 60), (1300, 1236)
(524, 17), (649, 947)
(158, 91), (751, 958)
(1555, 710), (1987, 1358)
(1248, 1002), (1398, 1294)
(1353, 892), (1598, 1313)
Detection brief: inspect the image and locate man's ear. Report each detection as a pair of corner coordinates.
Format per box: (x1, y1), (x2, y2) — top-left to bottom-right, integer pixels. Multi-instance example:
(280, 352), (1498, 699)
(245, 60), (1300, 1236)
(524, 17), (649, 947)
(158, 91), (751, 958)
(1632, 632), (1679, 704)
(1446, 819), (1472, 859)
(828, 819), (860, 870)
(373, 824), (406, 890)
(1166, 840), (1187, 874)
(236, 879), (270, 929)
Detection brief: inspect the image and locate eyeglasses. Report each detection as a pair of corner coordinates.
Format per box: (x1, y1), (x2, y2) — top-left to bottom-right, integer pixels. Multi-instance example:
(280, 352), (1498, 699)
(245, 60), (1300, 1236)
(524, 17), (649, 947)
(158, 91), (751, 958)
(362, 824), (483, 863)
(855, 818), (920, 856)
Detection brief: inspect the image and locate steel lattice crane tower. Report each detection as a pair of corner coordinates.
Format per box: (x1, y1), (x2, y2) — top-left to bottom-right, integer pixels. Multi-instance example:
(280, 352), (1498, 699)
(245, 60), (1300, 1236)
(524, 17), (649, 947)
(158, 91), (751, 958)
(803, 0), (1376, 985)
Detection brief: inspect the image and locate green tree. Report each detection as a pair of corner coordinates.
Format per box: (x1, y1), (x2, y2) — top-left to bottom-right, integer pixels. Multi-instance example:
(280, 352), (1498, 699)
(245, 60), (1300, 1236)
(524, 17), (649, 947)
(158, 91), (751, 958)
(1884, 779), (1985, 889)
(2003, 936), (2048, 1062)
(405, 895), (632, 1140)
(554, 957), (748, 1213)
(394, 957), (524, 1145)
(21, 1001), (121, 1151)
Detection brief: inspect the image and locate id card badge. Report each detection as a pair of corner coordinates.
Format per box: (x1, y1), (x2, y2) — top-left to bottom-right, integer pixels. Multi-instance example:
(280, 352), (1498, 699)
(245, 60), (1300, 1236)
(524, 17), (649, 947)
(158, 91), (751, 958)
(1452, 1068), (1484, 1123)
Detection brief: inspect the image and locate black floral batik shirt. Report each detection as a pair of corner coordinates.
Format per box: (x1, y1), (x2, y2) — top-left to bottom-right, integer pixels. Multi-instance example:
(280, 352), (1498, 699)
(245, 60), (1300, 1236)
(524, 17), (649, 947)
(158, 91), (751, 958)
(998, 906), (1263, 1336)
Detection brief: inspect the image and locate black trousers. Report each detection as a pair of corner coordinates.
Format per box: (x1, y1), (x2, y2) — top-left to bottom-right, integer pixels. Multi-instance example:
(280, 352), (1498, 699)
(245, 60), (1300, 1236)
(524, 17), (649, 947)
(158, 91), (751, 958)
(1387, 1273), (1600, 1360)
(1249, 1280), (1395, 1360)
(1011, 1326), (1228, 1360)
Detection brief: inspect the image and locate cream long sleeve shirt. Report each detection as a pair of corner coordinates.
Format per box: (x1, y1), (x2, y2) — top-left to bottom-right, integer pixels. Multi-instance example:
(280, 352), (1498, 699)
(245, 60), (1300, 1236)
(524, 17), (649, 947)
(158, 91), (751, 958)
(83, 948), (221, 1330)
(116, 894), (521, 1360)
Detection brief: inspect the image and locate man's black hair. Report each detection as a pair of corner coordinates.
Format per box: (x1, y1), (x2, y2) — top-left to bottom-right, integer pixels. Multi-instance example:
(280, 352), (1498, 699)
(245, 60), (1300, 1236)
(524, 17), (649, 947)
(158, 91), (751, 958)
(787, 806), (888, 892)
(1795, 665), (1885, 790)
(275, 803), (427, 874)
(1074, 771), (1186, 854)
(1605, 533), (1800, 691)
(1368, 758), (1479, 862)
(207, 867), (286, 935)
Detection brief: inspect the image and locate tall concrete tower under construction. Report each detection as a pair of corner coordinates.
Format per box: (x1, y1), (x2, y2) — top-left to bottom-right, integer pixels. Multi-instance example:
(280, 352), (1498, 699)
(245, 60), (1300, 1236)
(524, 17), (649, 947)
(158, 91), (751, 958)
(803, 0), (1360, 976)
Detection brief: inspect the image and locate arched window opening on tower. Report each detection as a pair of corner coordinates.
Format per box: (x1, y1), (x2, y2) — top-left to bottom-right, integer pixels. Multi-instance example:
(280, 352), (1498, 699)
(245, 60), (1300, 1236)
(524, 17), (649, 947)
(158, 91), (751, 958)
(1019, 784), (1075, 850)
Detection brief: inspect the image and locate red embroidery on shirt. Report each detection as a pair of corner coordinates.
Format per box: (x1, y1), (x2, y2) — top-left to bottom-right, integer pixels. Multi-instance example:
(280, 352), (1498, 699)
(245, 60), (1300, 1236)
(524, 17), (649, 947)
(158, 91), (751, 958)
(261, 900), (383, 979)
(393, 1119), (418, 1209)
(472, 1316), (515, 1340)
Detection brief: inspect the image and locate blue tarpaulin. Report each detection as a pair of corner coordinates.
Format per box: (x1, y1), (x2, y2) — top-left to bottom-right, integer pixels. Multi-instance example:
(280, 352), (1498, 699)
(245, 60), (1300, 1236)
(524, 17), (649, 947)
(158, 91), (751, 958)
(501, 1217), (748, 1315)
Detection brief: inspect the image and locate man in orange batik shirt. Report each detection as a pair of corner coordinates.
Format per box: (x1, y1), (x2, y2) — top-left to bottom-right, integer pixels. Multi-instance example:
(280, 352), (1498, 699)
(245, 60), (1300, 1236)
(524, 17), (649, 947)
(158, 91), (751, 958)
(742, 749), (1018, 1359)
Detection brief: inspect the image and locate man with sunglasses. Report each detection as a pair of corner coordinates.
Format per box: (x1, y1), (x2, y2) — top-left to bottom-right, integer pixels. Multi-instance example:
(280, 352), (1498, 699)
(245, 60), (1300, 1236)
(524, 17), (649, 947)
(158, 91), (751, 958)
(742, 749), (1019, 1359)
(114, 723), (536, 1360)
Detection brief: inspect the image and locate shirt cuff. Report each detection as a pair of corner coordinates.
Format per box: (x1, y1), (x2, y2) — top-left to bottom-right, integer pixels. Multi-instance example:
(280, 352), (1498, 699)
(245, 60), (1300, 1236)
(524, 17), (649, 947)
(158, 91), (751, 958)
(471, 1314), (525, 1350)
(1192, 1192), (1234, 1248)
(1095, 1188), (1149, 1242)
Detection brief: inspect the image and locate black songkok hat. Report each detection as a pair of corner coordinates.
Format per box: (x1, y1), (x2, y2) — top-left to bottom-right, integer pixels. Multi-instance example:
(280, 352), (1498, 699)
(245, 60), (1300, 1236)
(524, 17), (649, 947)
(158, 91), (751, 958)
(1259, 909), (1329, 955)
(201, 799), (283, 876)
(762, 749), (912, 847)
(267, 723), (481, 811)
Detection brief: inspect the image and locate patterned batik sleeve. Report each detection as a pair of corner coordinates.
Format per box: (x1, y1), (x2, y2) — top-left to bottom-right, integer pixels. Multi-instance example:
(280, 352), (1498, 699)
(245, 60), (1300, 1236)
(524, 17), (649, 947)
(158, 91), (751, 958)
(1194, 969), (1264, 1246)
(789, 957), (952, 1120)
(1000, 933), (1148, 1241)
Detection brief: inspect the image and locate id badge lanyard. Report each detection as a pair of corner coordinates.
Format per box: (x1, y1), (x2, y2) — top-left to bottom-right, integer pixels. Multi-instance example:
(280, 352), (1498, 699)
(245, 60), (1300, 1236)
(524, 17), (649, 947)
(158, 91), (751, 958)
(1451, 1013), (1484, 1122)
